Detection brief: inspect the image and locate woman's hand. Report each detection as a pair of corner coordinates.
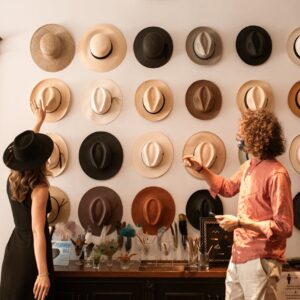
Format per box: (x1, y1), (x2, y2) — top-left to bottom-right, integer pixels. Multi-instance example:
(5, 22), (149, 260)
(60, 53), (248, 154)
(182, 155), (203, 172)
(215, 214), (239, 232)
(31, 100), (47, 133)
(33, 274), (50, 300)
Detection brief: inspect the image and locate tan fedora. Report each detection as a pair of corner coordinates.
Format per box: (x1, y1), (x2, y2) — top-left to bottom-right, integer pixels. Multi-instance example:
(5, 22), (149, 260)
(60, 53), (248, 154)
(185, 80), (222, 120)
(288, 81), (300, 117)
(82, 78), (122, 124)
(79, 24), (127, 72)
(30, 78), (71, 122)
(186, 27), (222, 65)
(132, 132), (173, 178)
(237, 80), (274, 113)
(287, 27), (300, 65)
(30, 24), (75, 72)
(289, 135), (300, 173)
(135, 79), (173, 122)
(46, 133), (68, 177)
(183, 131), (226, 179)
(131, 186), (175, 235)
(47, 186), (70, 226)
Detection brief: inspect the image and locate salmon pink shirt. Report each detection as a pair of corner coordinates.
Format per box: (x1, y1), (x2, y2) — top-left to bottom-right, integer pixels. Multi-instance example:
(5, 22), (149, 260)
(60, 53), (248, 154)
(210, 157), (293, 264)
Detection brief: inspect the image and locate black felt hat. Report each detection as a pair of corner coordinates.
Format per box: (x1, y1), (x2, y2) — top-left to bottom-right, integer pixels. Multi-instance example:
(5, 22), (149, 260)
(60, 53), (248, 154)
(133, 26), (173, 68)
(236, 25), (272, 66)
(3, 130), (54, 171)
(186, 189), (223, 229)
(79, 131), (123, 180)
(293, 192), (300, 230)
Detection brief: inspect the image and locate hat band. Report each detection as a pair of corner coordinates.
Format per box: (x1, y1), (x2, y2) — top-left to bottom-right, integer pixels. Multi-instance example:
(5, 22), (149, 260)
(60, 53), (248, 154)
(143, 96), (165, 114)
(48, 143), (63, 170)
(48, 196), (68, 224)
(90, 45), (113, 60)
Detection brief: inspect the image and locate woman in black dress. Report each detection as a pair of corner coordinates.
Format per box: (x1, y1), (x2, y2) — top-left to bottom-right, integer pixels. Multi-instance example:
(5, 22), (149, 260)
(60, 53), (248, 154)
(0, 103), (54, 300)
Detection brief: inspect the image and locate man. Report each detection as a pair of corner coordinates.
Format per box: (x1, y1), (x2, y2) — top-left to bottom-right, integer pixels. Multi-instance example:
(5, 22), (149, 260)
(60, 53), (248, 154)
(184, 109), (293, 300)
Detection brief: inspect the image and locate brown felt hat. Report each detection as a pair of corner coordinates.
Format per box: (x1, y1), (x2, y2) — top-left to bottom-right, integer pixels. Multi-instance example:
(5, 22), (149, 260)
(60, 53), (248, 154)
(30, 24), (75, 72)
(288, 81), (300, 117)
(78, 186), (123, 236)
(289, 135), (300, 173)
(287, 27), (300, 66)
(185, 80), (222, 120)
(293, 192), (300, 230)
(131, 186), (175, 235)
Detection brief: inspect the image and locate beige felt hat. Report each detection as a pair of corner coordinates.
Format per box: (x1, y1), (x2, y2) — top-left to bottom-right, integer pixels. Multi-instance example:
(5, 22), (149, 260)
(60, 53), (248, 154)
(236, 80), (274, 113)
(135, 79), (173, 122)
(46, 133), (68, 177)
(289, 135), (300, 173)
(186, 26), (222, 65)
(183, 131), (226, 179)
(288, 81), (300, 117)
(132, 132), (174, 178)
(79, 24), (127, 72)
(287, 27), (300, 65)
(82, 78), (122, 124)
(30, 78), (71, 122)
(47, 186), (70, 226)
(30, 24), (75, 72)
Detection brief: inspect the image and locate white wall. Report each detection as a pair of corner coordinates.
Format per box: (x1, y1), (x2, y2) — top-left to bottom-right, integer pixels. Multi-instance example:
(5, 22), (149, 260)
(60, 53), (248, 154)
(1, 0), (300, 272)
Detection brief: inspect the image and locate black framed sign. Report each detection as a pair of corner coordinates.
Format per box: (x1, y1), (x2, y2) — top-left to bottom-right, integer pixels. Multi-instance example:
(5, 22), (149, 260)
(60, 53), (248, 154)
(200, 217), (233, 264)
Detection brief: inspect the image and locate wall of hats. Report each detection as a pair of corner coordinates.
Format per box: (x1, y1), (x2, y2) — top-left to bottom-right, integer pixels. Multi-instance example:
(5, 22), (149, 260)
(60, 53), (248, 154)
(0, 0), (300, 265)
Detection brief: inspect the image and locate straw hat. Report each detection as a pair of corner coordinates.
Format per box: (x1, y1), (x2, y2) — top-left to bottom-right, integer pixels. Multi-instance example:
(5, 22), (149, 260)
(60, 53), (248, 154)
(185, 80), (222, 120)
(182, 131), (226, 179)
(46, 133), (68, 177)
(293, 192), (300, 230)
(47, 186), (70, 226)
(287, 27), (300, 65)
(289, 135), (300, 173)
(236, 80), (274, 113)
(186, 26), (222, 65)
(135, 79), (173, 121)
(30, 24), (75, 72)
(30, 78), (71, 122)
(288, 81), (300, 117)
(78, 186), (123, 236)
(131, 186), (175, 235)
(79, 24), (127, 72)
(132, 132), (173, 178)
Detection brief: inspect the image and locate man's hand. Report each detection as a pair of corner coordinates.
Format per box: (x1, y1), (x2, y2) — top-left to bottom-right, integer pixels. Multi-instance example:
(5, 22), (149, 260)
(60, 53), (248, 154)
(215, 214), (239, 232)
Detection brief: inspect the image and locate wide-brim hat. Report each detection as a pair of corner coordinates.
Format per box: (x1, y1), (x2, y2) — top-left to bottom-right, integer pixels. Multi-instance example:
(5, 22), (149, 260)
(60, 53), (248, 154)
(186, 26), (222, 65)
(133, 26), (173, 68)
(183, 131), (226, 179)
(185, 80), (222, 120)
(79, 24), (127, 72)
(289, 135), (300, 173)
(131, 186), (175, 235)
(132, 132), (174, 178)
(78, 186), (123, 236)
(82, 78), (122, 124)
(288, 81), (300, 117)
(186, 189), (223, 229)
(30, 78), (71, 122)
(3, 130), (53, 171)
(236, 25), (272, 66)
(46, 133), (68, 177)
(135, 79), (173, 121)
(236, 80), (274, 113)
(30, 24), (75, 72)
(293, 192), (300, 230)
(287, 27), (300, 65)
(47, 186), (70, 226)
(79, 131), (123, 180)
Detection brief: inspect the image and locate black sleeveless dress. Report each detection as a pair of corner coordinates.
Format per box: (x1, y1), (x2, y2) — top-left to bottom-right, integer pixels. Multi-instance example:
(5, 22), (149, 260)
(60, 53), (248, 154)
(0, 182), (54, 300)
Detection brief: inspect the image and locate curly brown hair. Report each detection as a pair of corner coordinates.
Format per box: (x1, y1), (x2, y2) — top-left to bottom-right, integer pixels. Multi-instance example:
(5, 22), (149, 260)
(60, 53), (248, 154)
(239, 109), (286, 159)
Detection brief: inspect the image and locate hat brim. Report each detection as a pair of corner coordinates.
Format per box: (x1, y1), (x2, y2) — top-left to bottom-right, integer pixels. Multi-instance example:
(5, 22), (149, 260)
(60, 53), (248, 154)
(186, 27), (222, 65)
(287, 27), (300, 65)
(289, 135), (300, 173)
(293, 193), (300, 230)
(288, 81), (300, 117)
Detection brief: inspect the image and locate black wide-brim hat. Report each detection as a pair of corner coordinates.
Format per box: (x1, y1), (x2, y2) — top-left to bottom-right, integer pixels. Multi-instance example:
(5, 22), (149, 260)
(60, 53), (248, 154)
(186, 189), (223, 229)
(236, 25), (272, 66)
(79, 131), (123, 180)
(3, 130), (54, 171)
(293, 192), (300, 230)
(133, 26), (173, 68)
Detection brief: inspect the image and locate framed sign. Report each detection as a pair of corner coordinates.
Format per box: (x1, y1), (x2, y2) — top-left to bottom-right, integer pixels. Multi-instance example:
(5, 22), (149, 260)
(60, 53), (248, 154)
(200, 217), (233, 265)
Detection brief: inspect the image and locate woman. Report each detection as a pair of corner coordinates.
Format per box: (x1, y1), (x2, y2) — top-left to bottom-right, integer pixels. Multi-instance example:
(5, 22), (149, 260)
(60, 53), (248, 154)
(0, 103), (54, 300)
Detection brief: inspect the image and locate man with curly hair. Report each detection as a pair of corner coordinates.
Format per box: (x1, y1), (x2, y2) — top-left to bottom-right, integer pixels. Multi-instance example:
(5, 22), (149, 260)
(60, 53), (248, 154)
(183, 109), (293, 300)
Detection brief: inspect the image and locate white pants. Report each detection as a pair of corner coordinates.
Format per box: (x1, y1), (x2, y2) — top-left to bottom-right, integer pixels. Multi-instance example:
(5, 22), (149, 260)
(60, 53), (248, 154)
(225, 258), (282, 300)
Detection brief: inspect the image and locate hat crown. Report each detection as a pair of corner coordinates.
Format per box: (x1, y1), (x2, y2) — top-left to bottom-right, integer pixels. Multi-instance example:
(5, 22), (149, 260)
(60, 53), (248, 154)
(89, 141), (111, 169)
(91, 87), (112, 115)
(40, 86), (62, 113)
(193, 86), (215, 112)
(245, 86), (267, 111)
(246, 30), (265, 57)
(89, 33), (112, 58)
(143, 86), (165, 114)
(89, 197), (112, 226)
(294, 36), (300, 58)
(143, 32), (164, 58)
(40, 32), (62, 58)
(193, 31), (215, 59)
(142, 197), (162, 226)
(47, 142), (60, 169)
(194, 141), (216, 169)
(141, 141), (163, 168)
